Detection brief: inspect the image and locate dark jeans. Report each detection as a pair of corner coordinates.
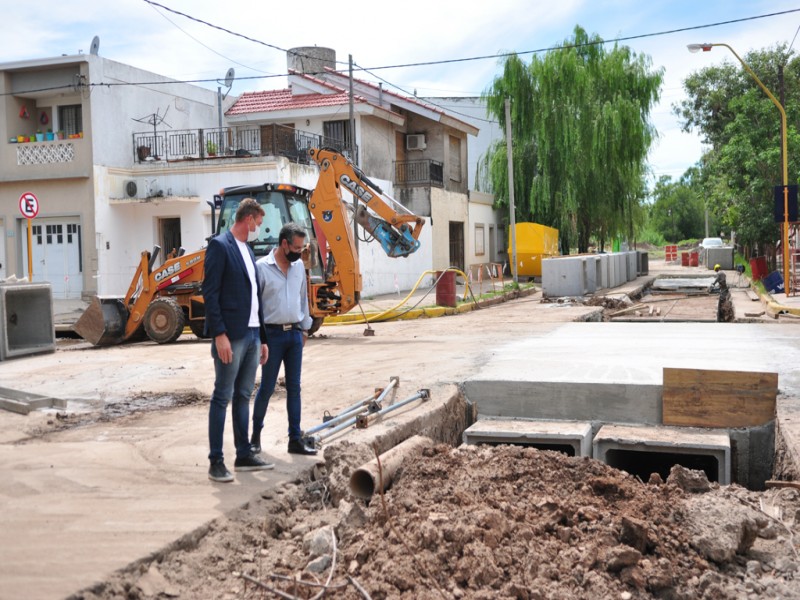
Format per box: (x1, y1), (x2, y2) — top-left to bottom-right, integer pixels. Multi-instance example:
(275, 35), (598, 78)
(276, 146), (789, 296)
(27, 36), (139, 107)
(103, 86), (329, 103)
(253, 328), (303, 441)
(208, 328), (260, 463)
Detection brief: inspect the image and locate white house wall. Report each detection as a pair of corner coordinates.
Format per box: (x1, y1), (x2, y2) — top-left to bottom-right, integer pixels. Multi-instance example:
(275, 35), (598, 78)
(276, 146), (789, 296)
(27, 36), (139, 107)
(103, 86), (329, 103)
(88, 56), (220, 168)
(430, 187), (469, 270)
(93, 161), (432, 298)
(467, 190), (502, 267)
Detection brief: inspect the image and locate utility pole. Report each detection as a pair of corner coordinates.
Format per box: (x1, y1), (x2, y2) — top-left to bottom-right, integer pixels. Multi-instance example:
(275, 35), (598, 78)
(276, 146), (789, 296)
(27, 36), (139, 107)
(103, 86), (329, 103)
(505, 98), (518, 285)
(349, 54), (358, 256)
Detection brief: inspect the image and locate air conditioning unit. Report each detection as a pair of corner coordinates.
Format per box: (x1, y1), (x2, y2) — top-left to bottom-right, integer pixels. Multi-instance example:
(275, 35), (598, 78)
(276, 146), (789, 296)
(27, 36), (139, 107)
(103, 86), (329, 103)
(406, 134), (426, 151)
(123, 180), (139, 198)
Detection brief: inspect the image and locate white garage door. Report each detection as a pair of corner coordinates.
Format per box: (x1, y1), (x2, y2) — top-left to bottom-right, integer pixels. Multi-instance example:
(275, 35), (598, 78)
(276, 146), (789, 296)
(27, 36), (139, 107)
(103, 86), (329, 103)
(20, 218), (83, 299)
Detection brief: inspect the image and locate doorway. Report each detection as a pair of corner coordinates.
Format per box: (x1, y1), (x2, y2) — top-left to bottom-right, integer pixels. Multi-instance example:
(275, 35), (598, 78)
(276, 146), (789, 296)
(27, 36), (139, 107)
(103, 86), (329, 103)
(448, 221), (464, 271)
(159, 218), (181, 261)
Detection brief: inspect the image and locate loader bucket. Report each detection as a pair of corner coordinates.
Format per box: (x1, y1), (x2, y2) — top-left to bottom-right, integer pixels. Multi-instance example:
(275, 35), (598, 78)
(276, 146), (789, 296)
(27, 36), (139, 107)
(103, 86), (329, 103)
(73, 297), (129, 346)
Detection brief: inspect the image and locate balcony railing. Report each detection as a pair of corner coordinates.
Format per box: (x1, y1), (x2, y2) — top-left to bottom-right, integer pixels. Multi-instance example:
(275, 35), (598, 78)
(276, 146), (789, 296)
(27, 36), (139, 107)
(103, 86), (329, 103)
(395, 159), (444, 187)
(132, 124), (356, 165)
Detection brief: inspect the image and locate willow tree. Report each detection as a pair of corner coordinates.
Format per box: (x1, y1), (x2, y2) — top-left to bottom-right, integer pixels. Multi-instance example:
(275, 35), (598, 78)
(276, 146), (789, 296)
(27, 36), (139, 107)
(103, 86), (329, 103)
(482, 26), (663, 253)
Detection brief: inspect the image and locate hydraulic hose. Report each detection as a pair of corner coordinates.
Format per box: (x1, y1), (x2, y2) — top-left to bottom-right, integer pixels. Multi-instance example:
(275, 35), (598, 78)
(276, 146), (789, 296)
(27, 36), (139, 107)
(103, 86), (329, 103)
(324, 267), (474, 326)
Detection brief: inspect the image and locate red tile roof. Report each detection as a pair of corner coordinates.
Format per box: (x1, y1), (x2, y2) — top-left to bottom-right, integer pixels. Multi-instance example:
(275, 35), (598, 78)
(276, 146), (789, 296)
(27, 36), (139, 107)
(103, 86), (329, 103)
(225, 88), (364, 116)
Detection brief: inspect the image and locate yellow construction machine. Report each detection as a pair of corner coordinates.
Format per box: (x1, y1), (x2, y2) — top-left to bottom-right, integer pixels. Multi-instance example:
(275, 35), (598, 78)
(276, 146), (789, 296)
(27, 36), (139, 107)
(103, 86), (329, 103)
(75, 148), (425, 345)
(74, 246), (206, 345)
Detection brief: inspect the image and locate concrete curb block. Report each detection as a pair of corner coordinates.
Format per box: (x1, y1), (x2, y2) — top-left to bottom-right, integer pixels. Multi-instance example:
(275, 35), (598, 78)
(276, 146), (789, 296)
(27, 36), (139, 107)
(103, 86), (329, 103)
(322, 286), (538, 326)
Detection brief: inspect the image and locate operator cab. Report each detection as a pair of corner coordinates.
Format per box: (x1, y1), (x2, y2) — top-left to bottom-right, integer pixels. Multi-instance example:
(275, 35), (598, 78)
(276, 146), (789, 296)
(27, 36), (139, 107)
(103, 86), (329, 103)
(213, 183), (324, 281)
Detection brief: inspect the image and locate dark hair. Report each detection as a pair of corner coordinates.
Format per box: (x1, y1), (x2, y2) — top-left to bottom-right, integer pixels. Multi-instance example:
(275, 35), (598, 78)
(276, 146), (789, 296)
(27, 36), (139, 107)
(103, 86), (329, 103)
(234, 198), (264, 223)
(279, 222), (307, 245)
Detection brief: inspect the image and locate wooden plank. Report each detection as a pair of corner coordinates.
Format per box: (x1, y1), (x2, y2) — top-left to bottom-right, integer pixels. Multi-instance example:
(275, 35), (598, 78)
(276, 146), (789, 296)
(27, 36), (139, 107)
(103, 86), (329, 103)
(746, 289), (759, 301)
(662, 367), (777, 428)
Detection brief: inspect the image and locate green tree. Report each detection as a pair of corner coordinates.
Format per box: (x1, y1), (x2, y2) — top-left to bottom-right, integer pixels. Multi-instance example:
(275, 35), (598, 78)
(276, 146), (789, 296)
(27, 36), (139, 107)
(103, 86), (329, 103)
(648, 173), (706, 243)
(480, 26), (663, 253)
(675, 44), (800, 260)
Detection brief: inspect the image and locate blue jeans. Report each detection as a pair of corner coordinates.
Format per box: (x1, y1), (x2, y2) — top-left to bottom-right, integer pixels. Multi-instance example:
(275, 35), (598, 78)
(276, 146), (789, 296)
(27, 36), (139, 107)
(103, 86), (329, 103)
(253, 328), (303, 441)
(208, 328), (260, 463)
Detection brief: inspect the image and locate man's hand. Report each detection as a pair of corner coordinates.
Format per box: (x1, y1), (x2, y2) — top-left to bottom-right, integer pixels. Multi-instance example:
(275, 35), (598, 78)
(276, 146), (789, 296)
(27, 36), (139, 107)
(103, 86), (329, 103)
(215, 333), (233, 364)
(260, 343), (268, 365)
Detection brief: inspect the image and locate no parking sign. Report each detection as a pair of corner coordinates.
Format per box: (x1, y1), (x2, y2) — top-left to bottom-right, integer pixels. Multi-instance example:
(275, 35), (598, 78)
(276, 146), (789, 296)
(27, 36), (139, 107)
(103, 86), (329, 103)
(19, 191), (40, 219)
(19, 191), (39, 280)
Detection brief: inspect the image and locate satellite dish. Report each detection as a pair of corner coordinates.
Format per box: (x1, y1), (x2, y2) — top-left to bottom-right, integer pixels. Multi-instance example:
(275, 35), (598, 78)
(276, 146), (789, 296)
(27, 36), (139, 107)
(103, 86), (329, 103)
(89, 36), (100, 56)
(224, 68), (235, 89)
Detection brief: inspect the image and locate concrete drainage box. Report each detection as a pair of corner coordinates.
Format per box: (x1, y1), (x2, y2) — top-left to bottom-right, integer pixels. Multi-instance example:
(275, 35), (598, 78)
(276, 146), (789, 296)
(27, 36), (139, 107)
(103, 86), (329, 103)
(593, 424), (731, 485)
(0, 283), (56, 360)
(463, 418), (593, 457)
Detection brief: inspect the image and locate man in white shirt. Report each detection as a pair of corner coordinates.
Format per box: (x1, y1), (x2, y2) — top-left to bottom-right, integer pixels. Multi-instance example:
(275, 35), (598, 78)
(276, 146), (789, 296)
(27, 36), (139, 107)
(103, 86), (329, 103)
(251, 223), (317, 456)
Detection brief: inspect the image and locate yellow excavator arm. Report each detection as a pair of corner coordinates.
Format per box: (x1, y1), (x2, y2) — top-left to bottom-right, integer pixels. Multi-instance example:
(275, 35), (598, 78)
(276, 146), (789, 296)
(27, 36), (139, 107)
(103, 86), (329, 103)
(306, 148), (424, 316)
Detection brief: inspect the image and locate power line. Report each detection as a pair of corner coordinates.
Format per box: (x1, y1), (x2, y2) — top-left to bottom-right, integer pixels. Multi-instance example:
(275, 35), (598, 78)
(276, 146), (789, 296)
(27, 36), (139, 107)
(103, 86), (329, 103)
(356, 8), (800, 72)
(141, 0), (352, 70)
(140, 3), (800, 77)
(5, 6), (799, 100)
(146, 1), (277, 76)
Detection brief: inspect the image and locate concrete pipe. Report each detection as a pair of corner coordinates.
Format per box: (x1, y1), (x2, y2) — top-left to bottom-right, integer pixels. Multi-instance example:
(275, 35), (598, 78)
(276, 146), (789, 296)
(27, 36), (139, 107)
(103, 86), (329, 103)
(349, 435), (435, 499)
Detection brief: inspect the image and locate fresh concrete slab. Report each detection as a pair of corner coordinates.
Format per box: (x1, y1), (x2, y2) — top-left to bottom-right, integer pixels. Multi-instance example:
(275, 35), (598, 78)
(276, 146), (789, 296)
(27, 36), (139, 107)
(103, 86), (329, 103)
(593, 423), (731, 485)
(463, 418), (593, 456)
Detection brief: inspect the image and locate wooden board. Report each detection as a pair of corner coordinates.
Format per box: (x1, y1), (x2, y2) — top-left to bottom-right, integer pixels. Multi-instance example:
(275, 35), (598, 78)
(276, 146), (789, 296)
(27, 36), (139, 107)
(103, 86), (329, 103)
(662, 367), (777, 428)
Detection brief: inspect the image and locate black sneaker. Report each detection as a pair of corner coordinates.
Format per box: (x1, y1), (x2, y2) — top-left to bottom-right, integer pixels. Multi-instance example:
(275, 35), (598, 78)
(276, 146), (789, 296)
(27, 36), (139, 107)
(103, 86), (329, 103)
(234, 454), (275, 471)
(288, 439), (318, 456)
(208, 461), (233, 483)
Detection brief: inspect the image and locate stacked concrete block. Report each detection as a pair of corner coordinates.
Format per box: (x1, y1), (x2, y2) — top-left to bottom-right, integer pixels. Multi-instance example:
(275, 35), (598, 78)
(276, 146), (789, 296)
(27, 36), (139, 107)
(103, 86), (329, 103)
(597, 254), (609, 289)
(542, 256), (588, 297)
(584, 256), (599, 294)
(706, 247), (734, 270)
(463, 418), (593, 457)
(625, 251), (638, 281)
(613, 253), (627, 287)
(0, 283), (56, 360)
(637, 251), (649, 276)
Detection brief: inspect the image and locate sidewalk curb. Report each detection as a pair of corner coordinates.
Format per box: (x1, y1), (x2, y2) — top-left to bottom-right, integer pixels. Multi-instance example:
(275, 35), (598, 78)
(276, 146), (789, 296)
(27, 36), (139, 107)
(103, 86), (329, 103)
(322, 286), (538, 326)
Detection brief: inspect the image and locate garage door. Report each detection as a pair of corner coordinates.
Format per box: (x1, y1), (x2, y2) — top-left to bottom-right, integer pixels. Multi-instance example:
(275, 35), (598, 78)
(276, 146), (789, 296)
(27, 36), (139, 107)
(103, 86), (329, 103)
(20, 218), (83, 299)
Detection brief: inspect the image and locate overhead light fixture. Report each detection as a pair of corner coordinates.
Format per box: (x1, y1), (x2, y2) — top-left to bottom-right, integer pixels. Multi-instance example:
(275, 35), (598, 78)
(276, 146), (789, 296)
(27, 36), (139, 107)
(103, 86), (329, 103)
(687, 43), (713, 53)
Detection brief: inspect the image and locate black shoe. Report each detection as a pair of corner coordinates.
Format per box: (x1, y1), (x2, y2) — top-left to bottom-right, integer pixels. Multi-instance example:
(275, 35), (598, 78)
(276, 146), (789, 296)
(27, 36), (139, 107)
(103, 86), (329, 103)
(288, 439), (318, 456)
(234, 453), (275, 471)
(208, 461), (234, 483)
(250, 442), (262, 454)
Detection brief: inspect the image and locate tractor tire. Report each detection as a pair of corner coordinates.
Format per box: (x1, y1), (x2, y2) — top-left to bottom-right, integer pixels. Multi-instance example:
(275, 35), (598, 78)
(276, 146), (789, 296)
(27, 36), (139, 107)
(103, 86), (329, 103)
(308, 316), (324, 336)
(143, 297), (185, 344)
(189, 319), (209, 339)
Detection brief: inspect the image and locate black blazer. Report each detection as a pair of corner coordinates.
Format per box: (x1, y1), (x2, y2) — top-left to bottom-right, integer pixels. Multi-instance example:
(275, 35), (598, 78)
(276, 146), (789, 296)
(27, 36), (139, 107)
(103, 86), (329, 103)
(203, 231), (266, 342)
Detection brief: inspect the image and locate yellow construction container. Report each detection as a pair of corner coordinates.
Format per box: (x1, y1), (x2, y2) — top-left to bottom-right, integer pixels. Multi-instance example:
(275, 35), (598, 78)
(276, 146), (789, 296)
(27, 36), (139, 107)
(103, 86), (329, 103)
(508, 223), (559, 277)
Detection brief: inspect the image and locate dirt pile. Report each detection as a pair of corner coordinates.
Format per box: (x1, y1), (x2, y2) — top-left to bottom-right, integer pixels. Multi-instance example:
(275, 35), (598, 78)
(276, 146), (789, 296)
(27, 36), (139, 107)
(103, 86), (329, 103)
(75, 445), (800, 600)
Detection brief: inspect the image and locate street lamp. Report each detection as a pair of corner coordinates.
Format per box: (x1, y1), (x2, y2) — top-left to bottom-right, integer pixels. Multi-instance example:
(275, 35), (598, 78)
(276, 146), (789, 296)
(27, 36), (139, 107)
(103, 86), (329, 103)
(688, 42), (791, 295)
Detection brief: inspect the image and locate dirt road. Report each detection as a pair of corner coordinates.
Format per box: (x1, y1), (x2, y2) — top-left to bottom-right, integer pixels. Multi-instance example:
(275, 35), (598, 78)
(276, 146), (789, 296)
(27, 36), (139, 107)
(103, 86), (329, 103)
(0, 271), (794, 599)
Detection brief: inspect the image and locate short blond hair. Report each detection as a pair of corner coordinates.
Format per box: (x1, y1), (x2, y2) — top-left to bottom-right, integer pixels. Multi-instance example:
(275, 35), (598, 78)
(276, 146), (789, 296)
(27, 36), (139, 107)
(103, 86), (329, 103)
(234, 198), (264, 223)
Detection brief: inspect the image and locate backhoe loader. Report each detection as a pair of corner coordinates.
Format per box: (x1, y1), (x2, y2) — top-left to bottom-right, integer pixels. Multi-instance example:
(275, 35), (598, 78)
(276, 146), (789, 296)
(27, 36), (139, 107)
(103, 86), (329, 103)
(74, 148), (425, 345)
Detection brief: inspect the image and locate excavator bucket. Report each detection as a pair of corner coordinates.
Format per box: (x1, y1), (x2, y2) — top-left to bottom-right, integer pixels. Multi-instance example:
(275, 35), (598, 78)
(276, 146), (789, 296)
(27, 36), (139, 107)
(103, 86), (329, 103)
(73, 297), (129, 346)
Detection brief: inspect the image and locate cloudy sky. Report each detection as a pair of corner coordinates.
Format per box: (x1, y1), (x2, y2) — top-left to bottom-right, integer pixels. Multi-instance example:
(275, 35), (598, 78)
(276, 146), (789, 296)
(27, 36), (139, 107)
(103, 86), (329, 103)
(5, 0), (800, 184)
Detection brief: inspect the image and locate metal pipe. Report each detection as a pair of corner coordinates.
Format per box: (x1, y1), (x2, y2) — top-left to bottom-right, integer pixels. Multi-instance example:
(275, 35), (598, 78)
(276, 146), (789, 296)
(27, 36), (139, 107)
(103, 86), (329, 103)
(303, 377), (398, 436)
(315, 412), (363, 443)
(303, 394), (373, 437)
(350, 435), (435, 499)
(372, 389), (429, 420)
(310, 388), (429, 446)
